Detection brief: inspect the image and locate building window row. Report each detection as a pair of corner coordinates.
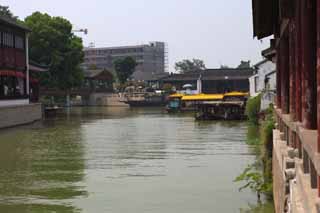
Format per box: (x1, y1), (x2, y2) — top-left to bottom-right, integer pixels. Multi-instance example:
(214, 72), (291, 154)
(86, 48), (144, 56)
(0, 31), (25, 49)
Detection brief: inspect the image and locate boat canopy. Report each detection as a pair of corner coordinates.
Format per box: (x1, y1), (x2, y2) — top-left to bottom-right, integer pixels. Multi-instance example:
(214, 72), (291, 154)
(224, 92), (249, 97)
(181, 94), (224, 101)
(168, 93), (184, 98)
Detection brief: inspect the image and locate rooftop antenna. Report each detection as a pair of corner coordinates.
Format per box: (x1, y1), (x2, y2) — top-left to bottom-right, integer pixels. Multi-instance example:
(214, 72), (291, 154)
(72, 27), (88, 35)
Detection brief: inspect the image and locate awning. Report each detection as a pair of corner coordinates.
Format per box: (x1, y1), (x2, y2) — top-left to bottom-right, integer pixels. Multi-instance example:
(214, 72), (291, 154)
(181, 94), (224, 101)
(0, 70), (39, 83)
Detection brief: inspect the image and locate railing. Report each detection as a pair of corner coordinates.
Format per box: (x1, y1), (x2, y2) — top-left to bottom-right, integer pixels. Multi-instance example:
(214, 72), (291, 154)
(0, 48), (26, 70)
(40, 87), (114, 96)
(275, 108), (320, 210)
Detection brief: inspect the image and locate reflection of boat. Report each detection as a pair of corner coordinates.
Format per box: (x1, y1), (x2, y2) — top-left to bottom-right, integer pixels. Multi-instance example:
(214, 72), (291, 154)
(124, 92), (166, 107)
(44, 105), (63, 117)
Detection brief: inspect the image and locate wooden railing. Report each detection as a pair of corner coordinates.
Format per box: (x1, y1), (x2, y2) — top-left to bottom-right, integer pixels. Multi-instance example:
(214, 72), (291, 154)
(0, 48), (26, 70)
(275, 108), (320, 198)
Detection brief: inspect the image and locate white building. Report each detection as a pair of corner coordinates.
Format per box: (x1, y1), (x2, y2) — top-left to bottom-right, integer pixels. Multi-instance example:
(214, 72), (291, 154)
(249, 59), (276, 110)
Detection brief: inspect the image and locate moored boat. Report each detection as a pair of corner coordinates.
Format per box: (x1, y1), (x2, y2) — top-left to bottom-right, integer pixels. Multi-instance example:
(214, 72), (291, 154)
(124, 92), (166, 107)
(195, 92), (249, 120)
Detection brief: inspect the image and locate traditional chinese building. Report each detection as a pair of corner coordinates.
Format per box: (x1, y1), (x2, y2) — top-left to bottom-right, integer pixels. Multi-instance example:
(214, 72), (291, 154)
(0, 17), (42, 128)
(252, 0), (320, 212)
(158, 68), (253, 94)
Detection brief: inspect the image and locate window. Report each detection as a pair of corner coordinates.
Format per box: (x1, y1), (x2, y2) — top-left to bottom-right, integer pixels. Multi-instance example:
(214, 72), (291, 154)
(15, 36), (24, 49)
(254, 76), (259, 93)
(3, 32), (14, 47)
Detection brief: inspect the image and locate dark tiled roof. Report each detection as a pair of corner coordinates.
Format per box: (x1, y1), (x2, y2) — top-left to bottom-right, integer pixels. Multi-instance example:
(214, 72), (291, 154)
(84, 69), (113, 80)
(131, 71), (169, 81)
(159, 68), (254, 81)
(261, 47), (276, 60)
(0, 16), (31, 32)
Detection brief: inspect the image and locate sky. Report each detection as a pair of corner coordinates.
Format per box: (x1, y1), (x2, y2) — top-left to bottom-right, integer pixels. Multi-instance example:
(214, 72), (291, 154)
(3, 0), (270, 72)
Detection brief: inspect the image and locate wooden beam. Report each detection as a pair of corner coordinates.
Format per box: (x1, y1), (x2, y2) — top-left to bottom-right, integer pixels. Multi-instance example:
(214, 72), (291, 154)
(280, 34), (290, 114)
(295, 0), (302, 122)
(289, 22), (296, 119)
(317, 0), (320, 153)
(301, 0), (317, 129)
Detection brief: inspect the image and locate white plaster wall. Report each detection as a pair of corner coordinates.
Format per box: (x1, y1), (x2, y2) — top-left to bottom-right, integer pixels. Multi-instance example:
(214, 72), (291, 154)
(256, 60), (276, 92)
(249, 74), (259, 97)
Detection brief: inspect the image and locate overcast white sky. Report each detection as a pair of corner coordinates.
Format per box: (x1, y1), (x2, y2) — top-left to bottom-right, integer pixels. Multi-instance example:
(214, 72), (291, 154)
(3, 0), (269, 71)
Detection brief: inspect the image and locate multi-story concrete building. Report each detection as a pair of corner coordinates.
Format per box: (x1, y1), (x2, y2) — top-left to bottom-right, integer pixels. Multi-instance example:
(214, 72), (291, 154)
(83, 42), (167, 81)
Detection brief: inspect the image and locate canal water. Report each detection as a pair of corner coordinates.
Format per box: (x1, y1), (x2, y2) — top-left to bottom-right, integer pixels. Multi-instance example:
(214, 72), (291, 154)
(0, 107), (273, 213)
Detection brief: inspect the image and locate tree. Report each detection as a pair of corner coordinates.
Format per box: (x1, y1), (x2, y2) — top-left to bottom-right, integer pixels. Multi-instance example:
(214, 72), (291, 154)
(237, 60), (251, 68)
(175, 59), (206, 73)
(0, 5), (18, 21)
(24, 12), (84, 90)
(220, 64), (231, 69)
(114, 57), (137, 84)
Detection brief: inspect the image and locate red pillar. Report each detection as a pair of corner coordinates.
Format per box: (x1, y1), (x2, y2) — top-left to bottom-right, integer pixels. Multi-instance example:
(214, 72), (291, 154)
(295, 0), (302, 122)
(276, 46), (282, 109)
(318, 176), (320, 197)
(289, 23), (296, 119)
(301, 0), (317, 129)
(280, 35), (290, 114)
(317, 0), (320, 153)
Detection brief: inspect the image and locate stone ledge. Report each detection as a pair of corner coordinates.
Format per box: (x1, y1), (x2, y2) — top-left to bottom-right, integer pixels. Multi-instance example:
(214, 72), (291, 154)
(295, 161), (318, 213)
(275, 108), (320, 176)
(0, 103), (42, 129)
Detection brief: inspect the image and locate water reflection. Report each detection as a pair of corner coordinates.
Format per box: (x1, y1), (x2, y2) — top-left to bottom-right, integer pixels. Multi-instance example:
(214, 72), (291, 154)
(0, 121), (86, 213)
(0, 107), (264, 212)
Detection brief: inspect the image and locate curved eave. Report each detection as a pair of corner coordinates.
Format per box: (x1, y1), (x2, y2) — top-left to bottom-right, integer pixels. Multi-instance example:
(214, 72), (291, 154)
(252, 0), (279, 39)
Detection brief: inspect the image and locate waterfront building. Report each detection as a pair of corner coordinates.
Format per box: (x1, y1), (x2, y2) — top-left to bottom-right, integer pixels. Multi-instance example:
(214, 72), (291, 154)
(249, 58), (276, 110)
(83, 42), (168, 81)
(158, 68), (253, 94)
(0, 17), (42, 128)
(252, 0), (320, 212)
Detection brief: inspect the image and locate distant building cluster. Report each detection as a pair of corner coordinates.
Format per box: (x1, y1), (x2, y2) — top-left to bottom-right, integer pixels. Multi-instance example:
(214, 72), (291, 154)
(82, 41), (167, 81)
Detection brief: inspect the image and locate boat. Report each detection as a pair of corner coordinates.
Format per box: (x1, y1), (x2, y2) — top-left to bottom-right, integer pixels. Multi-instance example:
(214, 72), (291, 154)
(123, 92), (166, 107)
(195, 92), (249, 120)
(166, 93), (224, 112)
(165, 93), (184, 112)
(44, 105), (63, 117)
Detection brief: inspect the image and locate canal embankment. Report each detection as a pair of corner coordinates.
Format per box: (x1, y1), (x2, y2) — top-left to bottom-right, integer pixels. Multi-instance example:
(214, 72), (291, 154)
(235, 94), (275, 211)
(0, 103), (42, 129)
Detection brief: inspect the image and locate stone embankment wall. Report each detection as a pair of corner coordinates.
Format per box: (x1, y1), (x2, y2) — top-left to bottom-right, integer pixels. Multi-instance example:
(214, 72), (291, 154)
(0, 103), (42, 128)
(87, 93), (128, 107)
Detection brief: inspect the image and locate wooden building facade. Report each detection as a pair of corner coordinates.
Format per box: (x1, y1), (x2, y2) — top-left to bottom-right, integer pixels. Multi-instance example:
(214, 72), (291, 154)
(0, 17), (30, 106)
(159, 68), (253, 94)
(252, 0), (320, 212)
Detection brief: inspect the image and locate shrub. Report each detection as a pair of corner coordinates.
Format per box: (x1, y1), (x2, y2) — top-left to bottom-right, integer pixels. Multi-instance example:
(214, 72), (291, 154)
(246, 94), (262, 124)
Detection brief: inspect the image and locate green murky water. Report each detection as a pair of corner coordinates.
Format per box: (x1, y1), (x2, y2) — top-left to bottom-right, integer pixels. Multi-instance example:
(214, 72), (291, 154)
(0, 107), (273, 212)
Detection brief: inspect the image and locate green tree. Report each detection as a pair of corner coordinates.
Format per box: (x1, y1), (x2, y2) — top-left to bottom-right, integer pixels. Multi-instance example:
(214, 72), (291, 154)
(24, 12), (84, 90)
(175, 59), (206, 73)
(114, 57), (137, 84)
(0, 5), (18, 21)
(220, 64), (231, 69)
(237, 60), (251, 68)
